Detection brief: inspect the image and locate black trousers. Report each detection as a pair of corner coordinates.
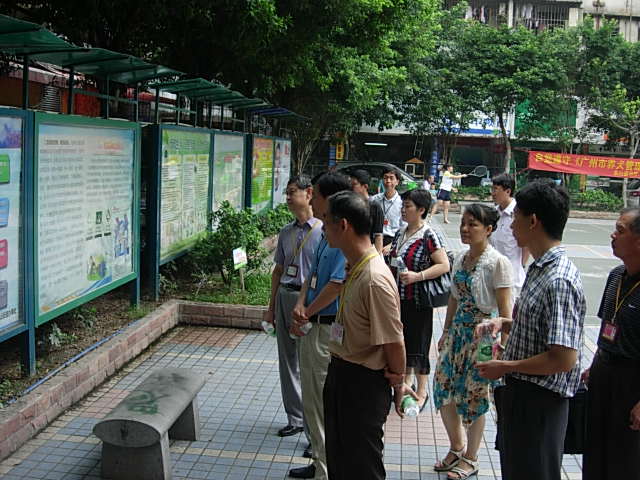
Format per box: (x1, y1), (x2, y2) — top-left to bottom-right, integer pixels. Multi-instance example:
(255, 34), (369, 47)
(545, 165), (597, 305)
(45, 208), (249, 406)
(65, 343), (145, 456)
(496, 377), (569, 480)
(583, 351), (640, 480)
(323, 356), (391, 480)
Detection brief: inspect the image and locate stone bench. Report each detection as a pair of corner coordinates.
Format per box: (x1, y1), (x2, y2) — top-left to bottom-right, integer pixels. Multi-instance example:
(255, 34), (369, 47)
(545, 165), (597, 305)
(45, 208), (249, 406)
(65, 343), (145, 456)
(93, 368), (206, 480)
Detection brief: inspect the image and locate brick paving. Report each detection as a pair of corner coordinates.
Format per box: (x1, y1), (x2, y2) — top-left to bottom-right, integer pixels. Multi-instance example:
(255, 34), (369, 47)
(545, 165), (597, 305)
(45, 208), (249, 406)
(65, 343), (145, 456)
(0, 315), (597, 480)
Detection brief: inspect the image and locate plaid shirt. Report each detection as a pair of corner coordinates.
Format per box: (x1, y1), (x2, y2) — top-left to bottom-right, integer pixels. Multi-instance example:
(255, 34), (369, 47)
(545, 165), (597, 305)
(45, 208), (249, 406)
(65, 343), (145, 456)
(503, 246), (585, 397)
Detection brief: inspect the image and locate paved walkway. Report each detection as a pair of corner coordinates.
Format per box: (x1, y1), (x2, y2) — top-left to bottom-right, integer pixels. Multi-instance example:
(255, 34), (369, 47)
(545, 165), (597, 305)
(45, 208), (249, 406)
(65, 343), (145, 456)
(0, 314), (597, 480)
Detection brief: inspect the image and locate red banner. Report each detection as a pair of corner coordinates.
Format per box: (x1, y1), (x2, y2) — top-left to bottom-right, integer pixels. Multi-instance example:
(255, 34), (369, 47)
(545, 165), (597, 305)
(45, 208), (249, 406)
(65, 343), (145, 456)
(528, 150), (640, 178)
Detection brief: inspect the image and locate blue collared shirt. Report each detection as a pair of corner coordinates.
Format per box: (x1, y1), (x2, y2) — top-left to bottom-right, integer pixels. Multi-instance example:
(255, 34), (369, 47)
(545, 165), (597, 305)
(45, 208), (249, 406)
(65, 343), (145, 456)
(305, 236), (346, 315)
(503, 246), (586, 397)
(274, 217), (323, 287)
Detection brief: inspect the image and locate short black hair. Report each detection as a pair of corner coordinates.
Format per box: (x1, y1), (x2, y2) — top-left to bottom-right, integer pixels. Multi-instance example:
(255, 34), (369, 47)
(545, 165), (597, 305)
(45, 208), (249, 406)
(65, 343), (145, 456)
(515, 179), (570, 241)
(492, 173), (515, 196)
(401, 188), (432, 219)
(464, 203), (499, 234)
(287, 174), (312, 190)
(621, 207), (640, 235)
(327, 191), (371, 237)
(350, 169), (370, 186)
(382, 167), (400, 182)
(313, 172), (352, 198)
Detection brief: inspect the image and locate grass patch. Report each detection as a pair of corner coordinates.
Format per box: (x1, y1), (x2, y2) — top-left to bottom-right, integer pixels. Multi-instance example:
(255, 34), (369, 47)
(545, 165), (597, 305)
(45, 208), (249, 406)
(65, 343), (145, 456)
(187, 271), (271, 306)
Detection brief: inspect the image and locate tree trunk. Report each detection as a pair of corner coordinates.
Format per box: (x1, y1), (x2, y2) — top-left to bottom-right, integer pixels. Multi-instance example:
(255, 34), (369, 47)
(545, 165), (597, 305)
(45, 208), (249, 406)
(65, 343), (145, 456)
(498, 113), (511, 173)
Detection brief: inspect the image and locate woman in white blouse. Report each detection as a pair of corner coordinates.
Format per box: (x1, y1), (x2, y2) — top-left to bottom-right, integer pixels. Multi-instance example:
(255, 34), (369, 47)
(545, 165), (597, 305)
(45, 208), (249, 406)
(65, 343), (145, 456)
(432, 204), (513, 479)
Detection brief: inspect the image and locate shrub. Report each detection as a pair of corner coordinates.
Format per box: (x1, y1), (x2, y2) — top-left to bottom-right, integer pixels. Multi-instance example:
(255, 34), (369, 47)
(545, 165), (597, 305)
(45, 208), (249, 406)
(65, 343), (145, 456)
(452, 185), (492, 202)
(189, 202), (266, 286)
(256, 203), (294, 237)
(572, 189), (623, 212)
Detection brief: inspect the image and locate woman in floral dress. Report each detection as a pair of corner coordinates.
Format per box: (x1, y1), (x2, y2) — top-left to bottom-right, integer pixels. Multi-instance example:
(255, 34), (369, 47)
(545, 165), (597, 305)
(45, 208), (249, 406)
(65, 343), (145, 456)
(433, 204), (513, 479)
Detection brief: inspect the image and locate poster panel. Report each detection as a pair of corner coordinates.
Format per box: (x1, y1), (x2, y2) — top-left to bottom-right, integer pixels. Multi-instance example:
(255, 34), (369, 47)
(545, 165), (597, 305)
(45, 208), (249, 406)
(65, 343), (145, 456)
(251, 137), (274, 212)
(212, 133), (244, 211)
(0, 116), (22, 331)
(37, 122), (135, 317)
(159, 129), (211, 262)
(273, 139), (292, 206)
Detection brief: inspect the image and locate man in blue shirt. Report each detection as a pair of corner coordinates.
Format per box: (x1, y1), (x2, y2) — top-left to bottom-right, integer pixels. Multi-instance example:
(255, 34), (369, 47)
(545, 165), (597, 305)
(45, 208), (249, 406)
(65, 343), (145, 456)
(288, 172), (351, 479)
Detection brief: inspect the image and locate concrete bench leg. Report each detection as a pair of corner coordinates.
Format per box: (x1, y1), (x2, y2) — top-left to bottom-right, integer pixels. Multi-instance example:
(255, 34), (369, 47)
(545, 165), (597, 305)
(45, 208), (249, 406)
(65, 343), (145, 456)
(101, 431), (171, 480)
(168, 398), (200, 441)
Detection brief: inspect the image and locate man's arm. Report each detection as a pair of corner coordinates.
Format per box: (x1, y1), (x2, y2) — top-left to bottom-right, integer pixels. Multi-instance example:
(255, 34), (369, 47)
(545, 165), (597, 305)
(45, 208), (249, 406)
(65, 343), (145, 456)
(476, 344), (577, 380)
(304, 281), (343, 318)
(383, 341), (417, 417)
(264, 264), (284, 325)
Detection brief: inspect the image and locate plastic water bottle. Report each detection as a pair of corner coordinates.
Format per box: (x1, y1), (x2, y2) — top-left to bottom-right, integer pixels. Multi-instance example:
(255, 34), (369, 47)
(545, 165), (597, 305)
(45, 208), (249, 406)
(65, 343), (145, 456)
(261, 320), (276, 337)
(289, 321), (312, 339)
(396, 257), (408, 273)
(401, 395), (419, 417)
(476, 333), (494, 362)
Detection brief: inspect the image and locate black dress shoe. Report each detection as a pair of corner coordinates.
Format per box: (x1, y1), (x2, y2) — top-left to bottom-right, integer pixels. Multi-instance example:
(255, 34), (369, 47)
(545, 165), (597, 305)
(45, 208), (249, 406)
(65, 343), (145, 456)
(302, 445), (313, 458)
(289, 464), (316, 478)
(278, 425), (304, 437)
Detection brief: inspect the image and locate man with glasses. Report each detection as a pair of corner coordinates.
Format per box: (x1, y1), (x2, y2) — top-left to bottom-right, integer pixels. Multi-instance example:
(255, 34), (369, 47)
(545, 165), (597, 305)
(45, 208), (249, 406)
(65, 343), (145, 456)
(372, 168), (406, 257)
(264, 175), (323, 440)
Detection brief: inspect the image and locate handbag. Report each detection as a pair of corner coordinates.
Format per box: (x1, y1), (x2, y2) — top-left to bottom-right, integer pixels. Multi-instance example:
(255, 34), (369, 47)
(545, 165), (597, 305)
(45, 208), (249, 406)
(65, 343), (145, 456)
(417, 230), (454, 308)
(563, 383), (587, 454)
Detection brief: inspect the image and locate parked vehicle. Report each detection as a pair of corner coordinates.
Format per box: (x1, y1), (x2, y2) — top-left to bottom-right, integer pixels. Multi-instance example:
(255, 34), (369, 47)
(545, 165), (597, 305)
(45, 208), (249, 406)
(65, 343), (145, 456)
(627, 179), (640, 206)
(336, 162), (419, 194)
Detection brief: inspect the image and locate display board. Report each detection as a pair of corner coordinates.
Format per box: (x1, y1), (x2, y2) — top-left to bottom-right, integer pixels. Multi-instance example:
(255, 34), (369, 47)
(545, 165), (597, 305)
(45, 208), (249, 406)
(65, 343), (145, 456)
(0, 115), (23, 333)
(272, 139), (292, 206)
(36, 115), (138, 323)
(159, 128), (211, 262)
(251, 136), (274, 212)
(212, 132), (244, 211)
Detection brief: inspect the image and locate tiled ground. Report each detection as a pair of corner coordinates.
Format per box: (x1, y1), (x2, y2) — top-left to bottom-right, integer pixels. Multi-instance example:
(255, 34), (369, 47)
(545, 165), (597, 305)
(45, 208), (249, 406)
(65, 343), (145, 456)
(0, 314), (597, 480)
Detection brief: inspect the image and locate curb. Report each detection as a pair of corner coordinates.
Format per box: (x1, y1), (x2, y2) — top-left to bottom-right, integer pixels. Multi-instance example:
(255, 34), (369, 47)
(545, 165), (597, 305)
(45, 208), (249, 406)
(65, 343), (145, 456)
(0, 300), (267, 461)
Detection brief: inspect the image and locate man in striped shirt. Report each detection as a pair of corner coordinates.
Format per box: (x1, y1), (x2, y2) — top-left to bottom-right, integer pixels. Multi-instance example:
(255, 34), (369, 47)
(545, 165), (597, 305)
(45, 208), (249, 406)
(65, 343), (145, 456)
(476, 179), (585, 480)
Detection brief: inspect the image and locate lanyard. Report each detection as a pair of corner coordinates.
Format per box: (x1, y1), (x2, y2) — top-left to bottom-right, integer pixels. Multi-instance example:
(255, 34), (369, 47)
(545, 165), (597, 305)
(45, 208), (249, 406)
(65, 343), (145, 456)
(382, 194), (398, 217)
(290, 220), (320, 260)
(395, 224), (424, 256)
(613, 276), (640, 324)
(336, 252), (379, 324)
(313, 237), (328, 273)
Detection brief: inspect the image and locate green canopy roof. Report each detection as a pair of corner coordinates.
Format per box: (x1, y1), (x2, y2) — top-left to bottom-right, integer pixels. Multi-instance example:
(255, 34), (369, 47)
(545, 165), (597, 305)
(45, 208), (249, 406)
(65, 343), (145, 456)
(149, 78), (270, 107)
(0, 14), (79, 56)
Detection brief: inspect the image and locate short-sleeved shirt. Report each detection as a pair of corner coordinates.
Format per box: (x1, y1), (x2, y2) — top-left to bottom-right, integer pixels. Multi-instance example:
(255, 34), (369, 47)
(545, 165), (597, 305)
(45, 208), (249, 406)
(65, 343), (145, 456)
(371, 191), (405, 237)
(369, 199), (384, 244)
(489, 199), (526, 288)
(439, 171), (454, 192)
(274, 217), (323, 287)
(305, 236), (346, 316)
(390, 224), (445, 301)
(503, 246), (586, 397)
(329, 247), (404, 370)
(597, 265), (640, 360)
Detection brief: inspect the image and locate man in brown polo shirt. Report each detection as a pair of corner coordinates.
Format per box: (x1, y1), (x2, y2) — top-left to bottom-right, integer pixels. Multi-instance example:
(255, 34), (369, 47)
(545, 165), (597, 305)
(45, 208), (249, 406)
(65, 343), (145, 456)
(321, 190), (415, 479)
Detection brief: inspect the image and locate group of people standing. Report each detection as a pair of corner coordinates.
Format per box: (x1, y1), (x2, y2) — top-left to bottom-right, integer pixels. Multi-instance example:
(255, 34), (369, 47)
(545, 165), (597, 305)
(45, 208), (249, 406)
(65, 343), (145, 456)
(263, 166), (640, 480)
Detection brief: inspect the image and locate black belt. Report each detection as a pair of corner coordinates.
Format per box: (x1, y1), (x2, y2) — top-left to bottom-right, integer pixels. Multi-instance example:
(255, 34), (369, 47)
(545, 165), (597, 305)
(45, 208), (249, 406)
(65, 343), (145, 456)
(281, 284), (301, 291)
(309, 314), (335, 325)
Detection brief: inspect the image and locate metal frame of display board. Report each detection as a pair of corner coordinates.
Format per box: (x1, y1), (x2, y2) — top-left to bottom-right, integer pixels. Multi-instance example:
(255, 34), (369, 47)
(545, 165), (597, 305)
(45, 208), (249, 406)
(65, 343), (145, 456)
(245, 134), (277, 213)
(210, 129), (246, 212)
(142, 124), (214, 300)
(0, 108), (35, 374)
(33, 112), (141, 327)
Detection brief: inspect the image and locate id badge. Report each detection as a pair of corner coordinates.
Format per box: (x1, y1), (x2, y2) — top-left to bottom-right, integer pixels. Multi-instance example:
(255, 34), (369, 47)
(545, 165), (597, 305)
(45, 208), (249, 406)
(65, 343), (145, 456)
(286, 264), (299, 277)
(310, 274), (318, 290)
(601, 322), (617, 342)
(383, 218), (389, 226)
(330, 322), (344, 344)
(390, 256), (399, 268)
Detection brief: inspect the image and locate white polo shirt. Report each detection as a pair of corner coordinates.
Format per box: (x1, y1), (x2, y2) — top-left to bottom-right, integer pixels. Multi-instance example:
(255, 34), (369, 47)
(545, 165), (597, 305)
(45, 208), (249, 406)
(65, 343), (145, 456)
(489, 198), (526, 288)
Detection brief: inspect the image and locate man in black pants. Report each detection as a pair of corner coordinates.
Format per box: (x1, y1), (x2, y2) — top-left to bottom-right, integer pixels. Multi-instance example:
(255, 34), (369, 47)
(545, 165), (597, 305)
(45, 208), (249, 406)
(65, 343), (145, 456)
(321, 191), (416, 479)
(476, 179), (586, 480)
(582, 207), (640, 479)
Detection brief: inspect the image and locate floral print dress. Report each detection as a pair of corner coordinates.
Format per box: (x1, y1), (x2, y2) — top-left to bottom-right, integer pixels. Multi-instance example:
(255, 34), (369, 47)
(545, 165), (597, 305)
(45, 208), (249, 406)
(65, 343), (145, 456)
(433, 267), (495, 425)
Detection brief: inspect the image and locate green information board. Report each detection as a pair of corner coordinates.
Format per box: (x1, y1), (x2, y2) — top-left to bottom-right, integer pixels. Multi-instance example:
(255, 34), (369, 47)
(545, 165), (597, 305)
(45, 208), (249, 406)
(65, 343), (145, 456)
(35, 113), (139, 324)
(159, 129), (211, 262)
(251, 136), (274, 212)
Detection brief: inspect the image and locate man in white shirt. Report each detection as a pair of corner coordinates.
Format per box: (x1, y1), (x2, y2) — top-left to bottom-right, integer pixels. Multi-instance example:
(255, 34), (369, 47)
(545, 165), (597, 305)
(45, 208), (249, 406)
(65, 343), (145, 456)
(372, 167), (406, 256)
(489, 173), (529, 294)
